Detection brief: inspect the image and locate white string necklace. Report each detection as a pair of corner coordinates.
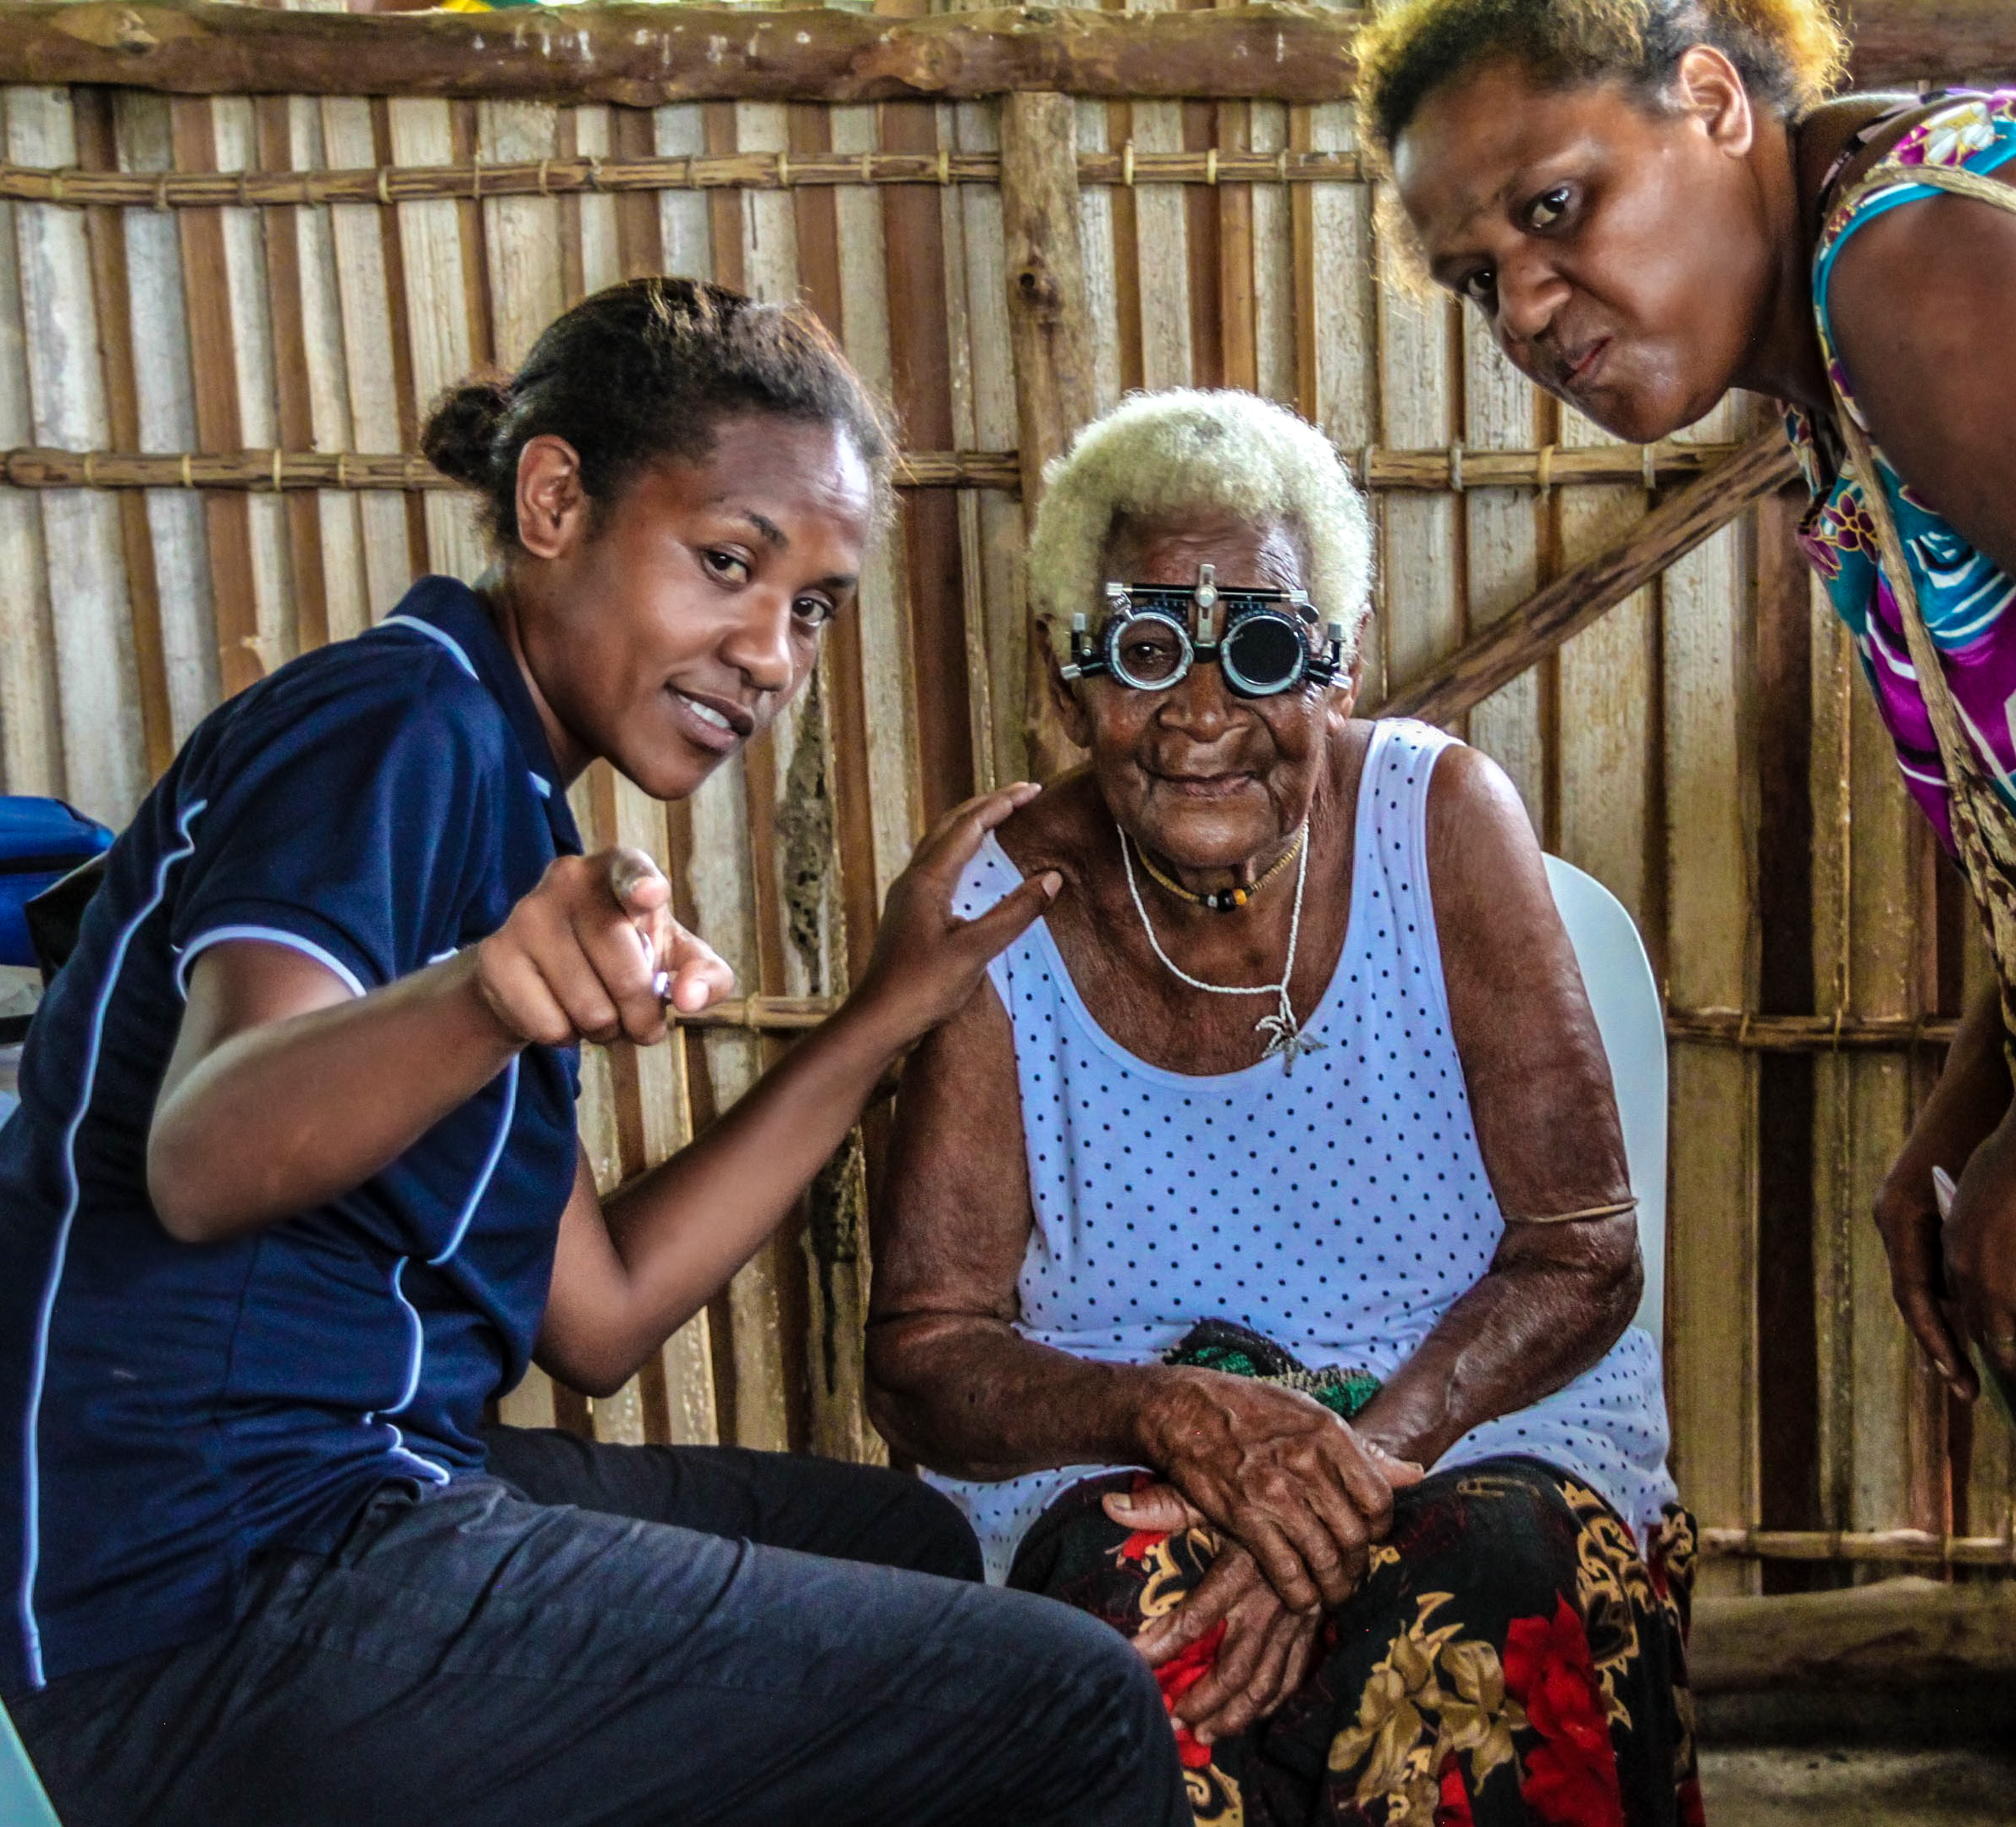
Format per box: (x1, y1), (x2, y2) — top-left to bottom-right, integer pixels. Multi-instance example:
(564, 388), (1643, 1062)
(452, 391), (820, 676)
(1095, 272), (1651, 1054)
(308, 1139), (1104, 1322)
(1119, 820), (1327, 1075)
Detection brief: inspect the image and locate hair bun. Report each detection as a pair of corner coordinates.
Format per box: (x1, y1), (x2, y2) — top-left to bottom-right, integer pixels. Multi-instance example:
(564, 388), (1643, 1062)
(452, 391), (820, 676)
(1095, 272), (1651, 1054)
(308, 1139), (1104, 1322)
(420, 377), (511, 489)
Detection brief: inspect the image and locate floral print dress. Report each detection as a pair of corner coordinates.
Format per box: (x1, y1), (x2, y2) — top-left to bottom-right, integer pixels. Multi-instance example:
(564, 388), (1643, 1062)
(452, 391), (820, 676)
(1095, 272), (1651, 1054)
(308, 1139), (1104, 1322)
(1788, 92), (2016, 853)
(1012, 1457), (1701, 1827)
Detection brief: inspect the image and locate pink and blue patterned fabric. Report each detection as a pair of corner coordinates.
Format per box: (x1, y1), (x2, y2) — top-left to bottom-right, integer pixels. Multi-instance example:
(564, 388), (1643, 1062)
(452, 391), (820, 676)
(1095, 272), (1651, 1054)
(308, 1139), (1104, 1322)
(1787, 93), (2016, 853)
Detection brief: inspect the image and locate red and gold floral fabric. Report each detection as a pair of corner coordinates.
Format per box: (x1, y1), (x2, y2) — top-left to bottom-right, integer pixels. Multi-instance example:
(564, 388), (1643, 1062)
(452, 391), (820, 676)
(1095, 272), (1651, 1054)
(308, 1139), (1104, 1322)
(1008, 1458), (1701, 1827)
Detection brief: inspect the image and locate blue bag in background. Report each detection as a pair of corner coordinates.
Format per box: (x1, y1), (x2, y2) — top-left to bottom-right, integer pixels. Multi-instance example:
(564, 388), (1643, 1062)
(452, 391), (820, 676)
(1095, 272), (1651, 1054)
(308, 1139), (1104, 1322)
(0, 797), (112, 969)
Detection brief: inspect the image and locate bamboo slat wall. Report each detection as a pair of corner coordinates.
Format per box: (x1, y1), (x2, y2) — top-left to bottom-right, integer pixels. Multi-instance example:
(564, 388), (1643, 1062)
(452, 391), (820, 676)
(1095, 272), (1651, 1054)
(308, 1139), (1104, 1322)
(0, 0), (2006, 1595)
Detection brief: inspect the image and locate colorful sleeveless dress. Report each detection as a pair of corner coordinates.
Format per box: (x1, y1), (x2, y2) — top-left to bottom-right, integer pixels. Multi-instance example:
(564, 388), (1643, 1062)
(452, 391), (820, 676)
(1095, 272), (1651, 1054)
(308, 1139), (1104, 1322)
(1787, 92), (2016, 853)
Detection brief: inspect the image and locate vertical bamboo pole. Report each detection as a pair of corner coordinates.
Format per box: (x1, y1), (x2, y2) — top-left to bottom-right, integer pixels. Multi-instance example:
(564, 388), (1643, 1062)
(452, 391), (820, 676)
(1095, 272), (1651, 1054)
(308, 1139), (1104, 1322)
(283, 95), (369, 644)
(931, 96), (997, 795)
(1074, 97), (1123, 421)
(319, 97), (412, 619)
(1553, 408), (1658, 948)
(111, 91), (216, 750)
(1291, 96), (1375, 682)
(1751, 477), (1824, 1587)
(1960, 924), (2014, 1548)
(1247, 99), (1295, 409)
(1663, 393), (1760, 1598)
(1375, 272), (1460, 717)
(881, 97), (975, 824)
(1460, 322), (1544, 824)
(1810, 580), (1943, 1561)
(7, 86), (145, 823)
(1001, 90), (1094, 781)
(1213, 94), (1253, 395)
(209, 97), (301, 673)
(72, 89), (172, 781)
(566, 105), (620, 301)
(1124, 0), (1192, 393)
(385, 97), (484, 582)
(830, 102), (920, 904)
(249, 96), (332, 660)
(0, 95), (59, 799)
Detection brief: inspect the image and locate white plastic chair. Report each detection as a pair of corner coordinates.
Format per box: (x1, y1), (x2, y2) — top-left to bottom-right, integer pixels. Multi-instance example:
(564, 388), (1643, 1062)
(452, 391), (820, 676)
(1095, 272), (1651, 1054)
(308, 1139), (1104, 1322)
(1543, 857), (1667, 1345)
(0, 1696), (59, 1826)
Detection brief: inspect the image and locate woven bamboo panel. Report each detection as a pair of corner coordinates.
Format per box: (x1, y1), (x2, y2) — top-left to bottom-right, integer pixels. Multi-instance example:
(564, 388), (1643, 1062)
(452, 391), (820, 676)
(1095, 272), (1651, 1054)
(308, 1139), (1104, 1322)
(0, 3), (2002, 1581)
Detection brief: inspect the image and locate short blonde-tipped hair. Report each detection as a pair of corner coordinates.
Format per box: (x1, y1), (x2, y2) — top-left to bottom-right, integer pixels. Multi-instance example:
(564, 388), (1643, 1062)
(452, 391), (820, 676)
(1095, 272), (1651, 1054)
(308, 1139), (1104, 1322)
(1027, 389), (1375, 664)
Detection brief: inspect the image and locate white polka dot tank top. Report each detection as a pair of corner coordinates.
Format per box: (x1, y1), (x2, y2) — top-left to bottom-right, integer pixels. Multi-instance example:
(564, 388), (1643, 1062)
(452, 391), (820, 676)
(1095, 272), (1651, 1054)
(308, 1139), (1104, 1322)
(926, 719), (1676, 1583)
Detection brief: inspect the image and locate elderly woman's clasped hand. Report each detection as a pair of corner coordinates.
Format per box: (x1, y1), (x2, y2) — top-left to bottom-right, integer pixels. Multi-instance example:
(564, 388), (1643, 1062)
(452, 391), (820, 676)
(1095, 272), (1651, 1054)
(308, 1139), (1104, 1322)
(1102, 1382), (1423, 1745)
(1130, 1371), (1422, 1613)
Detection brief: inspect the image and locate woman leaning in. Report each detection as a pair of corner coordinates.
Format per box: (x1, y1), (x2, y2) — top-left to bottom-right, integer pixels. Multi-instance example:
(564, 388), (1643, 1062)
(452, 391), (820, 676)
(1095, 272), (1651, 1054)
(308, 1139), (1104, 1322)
(1356, 0), (2016, 1408)
(0, 278), (1190, 1827)
(868, 389), (1698, 1826)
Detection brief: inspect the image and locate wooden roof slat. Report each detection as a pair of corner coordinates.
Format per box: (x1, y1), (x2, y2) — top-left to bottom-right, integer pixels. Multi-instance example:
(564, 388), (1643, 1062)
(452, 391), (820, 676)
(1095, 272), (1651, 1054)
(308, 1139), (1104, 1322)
(0, 1), (2001, 107)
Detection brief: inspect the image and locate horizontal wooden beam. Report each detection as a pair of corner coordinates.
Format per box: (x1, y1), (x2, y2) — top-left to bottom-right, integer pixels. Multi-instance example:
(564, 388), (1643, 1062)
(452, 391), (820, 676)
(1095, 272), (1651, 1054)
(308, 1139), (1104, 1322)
(1690, 1576), (2016, 1693)
(0, 2), (1993, 105)
(1373, 432), (1800, 728)
(0, 3), (1367, 104)
(1842, 0), (2016, 89)
(0, 442), (1728, 499)
(0, 146), (1368, 206)
(1666, 1007), (1962, 1051)
(1699, 1526), (2016, 1566)
(0, 445), (1021, 493)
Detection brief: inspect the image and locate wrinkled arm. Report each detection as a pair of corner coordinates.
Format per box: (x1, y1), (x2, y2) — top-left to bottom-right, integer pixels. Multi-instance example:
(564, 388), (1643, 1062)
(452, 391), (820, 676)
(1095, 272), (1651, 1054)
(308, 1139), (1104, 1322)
(864, 974), (1157, 1479)
(1350, 747), (1640, 1467)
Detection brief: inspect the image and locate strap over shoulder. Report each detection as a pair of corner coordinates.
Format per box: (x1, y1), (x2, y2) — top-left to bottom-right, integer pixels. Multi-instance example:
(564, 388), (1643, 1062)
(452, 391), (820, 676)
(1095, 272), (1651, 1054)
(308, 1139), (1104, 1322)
(1835, 157), (2016, 224)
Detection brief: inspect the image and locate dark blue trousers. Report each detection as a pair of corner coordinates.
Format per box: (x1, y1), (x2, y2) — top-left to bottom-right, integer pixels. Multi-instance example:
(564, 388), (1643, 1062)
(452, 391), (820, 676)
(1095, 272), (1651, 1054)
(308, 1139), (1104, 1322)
(13, 1427), (1188, 1826)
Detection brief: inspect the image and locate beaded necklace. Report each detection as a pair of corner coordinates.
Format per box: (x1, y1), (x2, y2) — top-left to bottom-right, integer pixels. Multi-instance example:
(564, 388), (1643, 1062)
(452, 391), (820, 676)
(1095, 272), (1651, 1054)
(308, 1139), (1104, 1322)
(1130, 823), (1306, 913)
(1118, 820), (1326, 1075)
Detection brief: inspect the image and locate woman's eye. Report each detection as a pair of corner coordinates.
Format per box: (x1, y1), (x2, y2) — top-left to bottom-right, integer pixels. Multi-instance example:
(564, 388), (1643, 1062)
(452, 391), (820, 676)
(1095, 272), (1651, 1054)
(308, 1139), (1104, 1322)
(1460, 267), (1496, 306)
(1525, 185), (1572, 230)
(703, 549), (749, 583)
(793, 596), (836, 628)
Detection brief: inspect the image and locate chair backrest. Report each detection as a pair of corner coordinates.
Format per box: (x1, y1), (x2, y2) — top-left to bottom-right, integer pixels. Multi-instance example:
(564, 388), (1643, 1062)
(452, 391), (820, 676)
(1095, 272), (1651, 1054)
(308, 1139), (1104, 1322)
(1542, 856), (1668, 1345)
(0, 1693), (60, 1826)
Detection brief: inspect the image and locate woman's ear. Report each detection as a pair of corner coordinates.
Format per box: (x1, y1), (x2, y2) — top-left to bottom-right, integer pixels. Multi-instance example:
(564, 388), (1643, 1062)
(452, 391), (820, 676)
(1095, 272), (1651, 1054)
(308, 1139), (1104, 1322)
(1672, 43), (1754, 158)
(514, 434), (590, 560)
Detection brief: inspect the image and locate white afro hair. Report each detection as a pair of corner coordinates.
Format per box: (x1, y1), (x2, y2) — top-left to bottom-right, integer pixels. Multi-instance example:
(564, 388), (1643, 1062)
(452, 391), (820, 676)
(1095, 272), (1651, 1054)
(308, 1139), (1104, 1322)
(1027, 389), (1374, 662)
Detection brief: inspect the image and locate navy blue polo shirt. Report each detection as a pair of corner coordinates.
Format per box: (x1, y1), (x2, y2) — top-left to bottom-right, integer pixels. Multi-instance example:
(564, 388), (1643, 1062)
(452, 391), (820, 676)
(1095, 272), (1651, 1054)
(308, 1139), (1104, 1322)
(0, 577), (583, 1696)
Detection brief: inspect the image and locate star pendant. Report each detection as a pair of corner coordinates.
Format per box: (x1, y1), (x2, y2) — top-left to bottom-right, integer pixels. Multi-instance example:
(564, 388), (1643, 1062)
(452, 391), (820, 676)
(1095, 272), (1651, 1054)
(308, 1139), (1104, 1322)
(1255, 1012), (1327, 1076)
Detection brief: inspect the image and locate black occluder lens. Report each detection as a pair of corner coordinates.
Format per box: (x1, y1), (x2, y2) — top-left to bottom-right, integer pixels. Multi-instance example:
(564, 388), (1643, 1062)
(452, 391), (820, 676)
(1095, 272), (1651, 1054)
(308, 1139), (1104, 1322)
(1223, 614), (1306, 693)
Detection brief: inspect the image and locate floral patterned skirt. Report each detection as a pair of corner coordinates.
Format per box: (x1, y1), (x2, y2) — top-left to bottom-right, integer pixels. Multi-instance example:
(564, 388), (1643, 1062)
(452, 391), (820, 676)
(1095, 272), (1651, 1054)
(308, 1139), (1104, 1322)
(1007, 1456), (1703, 1827)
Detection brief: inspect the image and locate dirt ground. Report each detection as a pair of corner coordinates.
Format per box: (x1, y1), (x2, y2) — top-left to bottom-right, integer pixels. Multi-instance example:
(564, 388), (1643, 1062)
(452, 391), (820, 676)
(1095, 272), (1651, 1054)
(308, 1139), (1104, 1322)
(1698, 1747), (2016, 1826)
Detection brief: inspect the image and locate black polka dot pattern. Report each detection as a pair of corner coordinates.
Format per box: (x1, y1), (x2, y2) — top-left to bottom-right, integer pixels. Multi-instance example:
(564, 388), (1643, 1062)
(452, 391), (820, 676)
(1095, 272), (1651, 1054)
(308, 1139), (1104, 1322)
(926, 720), (1676, 1582)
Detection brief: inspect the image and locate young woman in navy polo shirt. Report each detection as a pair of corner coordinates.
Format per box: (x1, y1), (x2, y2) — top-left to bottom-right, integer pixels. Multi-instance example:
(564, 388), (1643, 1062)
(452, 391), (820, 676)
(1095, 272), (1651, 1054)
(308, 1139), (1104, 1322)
(0, 279), (1186, 1827)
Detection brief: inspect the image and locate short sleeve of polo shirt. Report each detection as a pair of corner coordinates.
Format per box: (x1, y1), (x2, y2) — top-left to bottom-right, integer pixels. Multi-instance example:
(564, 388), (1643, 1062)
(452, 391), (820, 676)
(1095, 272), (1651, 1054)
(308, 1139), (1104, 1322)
(168, 654), (500, 997)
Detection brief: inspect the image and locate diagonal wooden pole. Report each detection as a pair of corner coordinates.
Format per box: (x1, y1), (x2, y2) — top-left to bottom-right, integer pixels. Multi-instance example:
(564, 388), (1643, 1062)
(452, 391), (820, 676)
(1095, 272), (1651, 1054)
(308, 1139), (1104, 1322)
(1372, 431), (1799, 729)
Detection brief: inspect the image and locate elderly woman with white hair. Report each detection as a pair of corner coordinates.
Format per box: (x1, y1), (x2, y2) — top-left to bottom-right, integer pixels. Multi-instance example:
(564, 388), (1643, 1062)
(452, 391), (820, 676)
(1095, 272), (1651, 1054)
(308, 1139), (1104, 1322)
(867, 390), (1698, 1827)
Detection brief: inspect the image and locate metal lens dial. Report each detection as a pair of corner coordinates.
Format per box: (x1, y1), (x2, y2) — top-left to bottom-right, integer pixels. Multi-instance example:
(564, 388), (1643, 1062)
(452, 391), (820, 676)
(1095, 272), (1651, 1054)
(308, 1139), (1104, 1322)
(1106, 610), (1192, 690)
(1220, 609), (1310, 696)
